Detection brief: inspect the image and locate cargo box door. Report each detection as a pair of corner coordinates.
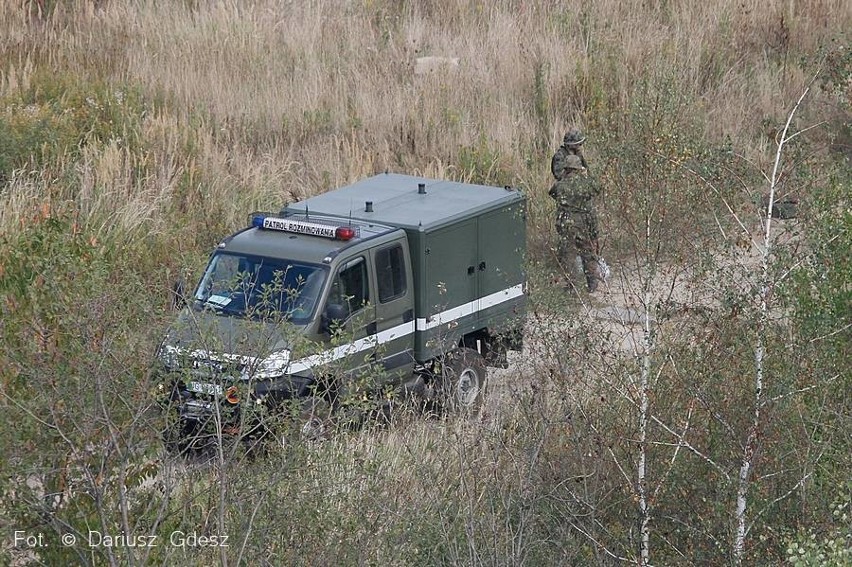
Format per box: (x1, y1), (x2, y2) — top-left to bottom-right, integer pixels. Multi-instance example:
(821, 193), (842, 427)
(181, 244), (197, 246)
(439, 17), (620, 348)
(477, 203), (525, 322)
(421, 220), (478, 348)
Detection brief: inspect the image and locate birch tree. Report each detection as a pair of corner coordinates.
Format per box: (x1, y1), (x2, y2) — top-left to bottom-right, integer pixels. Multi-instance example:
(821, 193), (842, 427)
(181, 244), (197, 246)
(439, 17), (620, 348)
(732, 72), (823, 566)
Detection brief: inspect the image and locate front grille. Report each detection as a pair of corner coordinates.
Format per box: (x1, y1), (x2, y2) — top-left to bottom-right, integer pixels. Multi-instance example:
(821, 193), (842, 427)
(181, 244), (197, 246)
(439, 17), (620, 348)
(188, 357), (245, 382)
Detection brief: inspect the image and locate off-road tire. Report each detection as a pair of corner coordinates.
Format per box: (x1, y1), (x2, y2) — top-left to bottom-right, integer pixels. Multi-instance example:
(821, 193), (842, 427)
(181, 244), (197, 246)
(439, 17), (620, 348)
(440, 347), (487, 414)
(163, 418), (202, 456)
(297, 396), (333, 441)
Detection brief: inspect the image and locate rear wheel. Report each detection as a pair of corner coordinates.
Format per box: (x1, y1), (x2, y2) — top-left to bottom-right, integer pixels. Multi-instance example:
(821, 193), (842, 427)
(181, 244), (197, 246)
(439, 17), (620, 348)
(440, 347), (487, 413)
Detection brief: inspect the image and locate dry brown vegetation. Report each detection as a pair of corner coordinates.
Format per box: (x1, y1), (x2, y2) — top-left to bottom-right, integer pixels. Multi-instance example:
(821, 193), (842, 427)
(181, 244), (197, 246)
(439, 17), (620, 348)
(1, 0), (849, 237)
(0, 0), (849, 565)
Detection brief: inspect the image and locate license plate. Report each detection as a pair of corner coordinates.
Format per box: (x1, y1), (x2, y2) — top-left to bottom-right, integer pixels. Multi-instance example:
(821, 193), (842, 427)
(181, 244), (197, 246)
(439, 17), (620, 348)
(188, 381), (223, 396)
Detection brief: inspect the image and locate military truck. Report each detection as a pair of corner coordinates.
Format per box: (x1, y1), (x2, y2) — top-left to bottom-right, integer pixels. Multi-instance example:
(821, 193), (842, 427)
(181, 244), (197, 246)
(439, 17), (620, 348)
(155, 173), (526, 446)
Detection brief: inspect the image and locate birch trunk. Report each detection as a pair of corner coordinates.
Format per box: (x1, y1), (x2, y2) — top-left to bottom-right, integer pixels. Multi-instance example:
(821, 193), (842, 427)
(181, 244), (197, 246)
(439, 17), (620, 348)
(732, 82), (811, 565)
(639, 285), (652, 566)
(638, 207), (653, 566)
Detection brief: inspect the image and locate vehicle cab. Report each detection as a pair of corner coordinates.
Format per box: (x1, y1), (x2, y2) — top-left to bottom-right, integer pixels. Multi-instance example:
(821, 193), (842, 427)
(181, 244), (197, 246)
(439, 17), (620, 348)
(156, 211), (416, 436)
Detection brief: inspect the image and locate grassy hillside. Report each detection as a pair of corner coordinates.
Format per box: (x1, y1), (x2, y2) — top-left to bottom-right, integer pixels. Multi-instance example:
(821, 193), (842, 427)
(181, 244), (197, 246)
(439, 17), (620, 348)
(1, 1), (849, 565)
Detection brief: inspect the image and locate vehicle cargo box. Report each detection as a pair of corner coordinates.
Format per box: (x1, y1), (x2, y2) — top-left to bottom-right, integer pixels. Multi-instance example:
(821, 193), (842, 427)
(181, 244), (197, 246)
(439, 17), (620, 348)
(283, 173), (526, 361)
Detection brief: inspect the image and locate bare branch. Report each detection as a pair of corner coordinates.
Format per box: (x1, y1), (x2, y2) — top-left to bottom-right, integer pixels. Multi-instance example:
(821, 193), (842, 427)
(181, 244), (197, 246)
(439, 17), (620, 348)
(0, 389), (64, 434)
(605, 445), (635, 488)
(647, 412), (731, 481)
(661, 514), (729, 557)
(807, 323), (852, 344)
(782, 121), (828, 145)
(651, 404), (693, 504)
(733, 64), (823, 566)
(730, 152), (772, 186)
(560, 517), (636, 563)
(236, 496), (266, 566)
(762, 374), (840, 407)
(710, 209), (729, 241)
(592, 357), (732, 481)
(764, 72), (820, 248)
(746, 470), (816, 538)
(655, 152), (759, 250)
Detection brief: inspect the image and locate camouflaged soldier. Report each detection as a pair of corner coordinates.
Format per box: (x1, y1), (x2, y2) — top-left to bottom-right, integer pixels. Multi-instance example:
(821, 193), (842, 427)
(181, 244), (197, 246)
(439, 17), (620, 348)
(551, 128), (588, 181)
(548, 154), (603, 292)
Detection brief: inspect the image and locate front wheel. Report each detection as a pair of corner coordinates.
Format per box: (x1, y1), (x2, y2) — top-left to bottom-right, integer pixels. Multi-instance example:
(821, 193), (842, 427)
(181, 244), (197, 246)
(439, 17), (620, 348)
(297, 396), (333, 441)
(162, 418), (201, 456)
(440, 348), (487, 413)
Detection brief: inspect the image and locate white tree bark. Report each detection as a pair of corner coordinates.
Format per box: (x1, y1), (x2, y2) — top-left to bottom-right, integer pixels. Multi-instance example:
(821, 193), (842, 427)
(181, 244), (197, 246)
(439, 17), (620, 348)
(732, 82), (812, 565)
(638, 215), (653, 567)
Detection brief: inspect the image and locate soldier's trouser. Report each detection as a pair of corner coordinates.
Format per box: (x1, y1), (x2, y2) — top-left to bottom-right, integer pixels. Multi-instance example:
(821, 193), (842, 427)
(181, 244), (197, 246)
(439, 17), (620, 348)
(556, 211), (602, 292)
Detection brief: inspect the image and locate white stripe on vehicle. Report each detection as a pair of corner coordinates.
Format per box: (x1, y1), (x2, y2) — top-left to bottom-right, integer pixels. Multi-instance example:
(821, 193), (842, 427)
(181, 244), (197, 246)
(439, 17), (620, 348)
(182, 283), (525, 375)
(415, 283), (524, 332)
(288, 320), (416, 373)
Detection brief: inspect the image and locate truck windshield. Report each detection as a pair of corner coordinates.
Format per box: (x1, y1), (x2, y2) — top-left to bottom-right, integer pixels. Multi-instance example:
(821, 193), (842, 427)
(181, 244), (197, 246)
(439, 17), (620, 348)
(193, 252), (327, 323)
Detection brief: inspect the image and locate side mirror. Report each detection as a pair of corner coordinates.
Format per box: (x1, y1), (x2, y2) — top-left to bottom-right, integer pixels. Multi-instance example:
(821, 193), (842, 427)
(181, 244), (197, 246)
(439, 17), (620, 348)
(321, 303), (349, 334)
(171, 278), (187, 311)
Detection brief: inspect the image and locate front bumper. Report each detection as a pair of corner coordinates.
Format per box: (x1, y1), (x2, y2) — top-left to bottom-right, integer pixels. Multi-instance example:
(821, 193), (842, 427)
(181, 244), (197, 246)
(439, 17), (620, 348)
(158, 370), (312, 425)
(180, 398), (215, 421)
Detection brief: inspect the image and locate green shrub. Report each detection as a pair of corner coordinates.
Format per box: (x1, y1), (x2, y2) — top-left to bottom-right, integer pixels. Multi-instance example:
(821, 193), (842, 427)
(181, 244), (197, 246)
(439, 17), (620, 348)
(0, 70), (146, 184)
(786, 483), (852, 567)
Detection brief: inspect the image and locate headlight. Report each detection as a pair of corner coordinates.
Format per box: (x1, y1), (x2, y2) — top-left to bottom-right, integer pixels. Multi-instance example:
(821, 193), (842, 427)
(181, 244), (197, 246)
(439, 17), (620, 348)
(250, 350), (291, 380)
(157, 344), (181, 370)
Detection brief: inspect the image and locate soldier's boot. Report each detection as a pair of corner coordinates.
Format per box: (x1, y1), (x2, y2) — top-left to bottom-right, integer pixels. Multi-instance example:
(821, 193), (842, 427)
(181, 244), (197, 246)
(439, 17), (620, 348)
(573, 255), (585, 281)
(584, 260), (603, 293)
(564, 255), (586, 293)
(586, 275), (599, 293)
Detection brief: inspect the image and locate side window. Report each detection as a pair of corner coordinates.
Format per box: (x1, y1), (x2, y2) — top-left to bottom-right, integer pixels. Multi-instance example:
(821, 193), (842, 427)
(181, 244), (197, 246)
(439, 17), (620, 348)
(376, 244), (407, 303)
(328, 257), (370, 316)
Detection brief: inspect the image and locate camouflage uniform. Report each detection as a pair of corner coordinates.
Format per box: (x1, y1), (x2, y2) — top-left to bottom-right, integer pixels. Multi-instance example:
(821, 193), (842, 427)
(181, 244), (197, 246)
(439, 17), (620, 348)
(548, 154), (603, 292)
(551, 128), (588, 181)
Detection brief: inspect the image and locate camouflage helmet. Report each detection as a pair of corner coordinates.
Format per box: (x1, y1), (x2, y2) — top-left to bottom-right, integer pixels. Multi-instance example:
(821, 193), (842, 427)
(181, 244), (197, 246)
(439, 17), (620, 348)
(564, 154), (584, 170)
(563, 128), (586, 147)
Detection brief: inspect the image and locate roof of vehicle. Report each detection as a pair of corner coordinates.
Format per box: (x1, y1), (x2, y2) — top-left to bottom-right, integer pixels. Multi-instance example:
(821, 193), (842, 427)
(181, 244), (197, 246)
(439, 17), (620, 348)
(220, 217), (399, 265)
(282, 172), (523, 231)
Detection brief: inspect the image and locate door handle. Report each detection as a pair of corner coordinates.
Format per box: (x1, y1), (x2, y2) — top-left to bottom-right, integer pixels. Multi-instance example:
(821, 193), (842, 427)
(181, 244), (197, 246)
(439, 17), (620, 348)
(467, 266), (475, 275)
(478, 261), (487, 271)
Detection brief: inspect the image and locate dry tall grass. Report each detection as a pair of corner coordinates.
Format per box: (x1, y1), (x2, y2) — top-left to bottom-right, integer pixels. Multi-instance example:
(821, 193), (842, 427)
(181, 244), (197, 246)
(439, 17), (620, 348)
(1, 0), (849, 239)
(1, 2), (849, 564)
